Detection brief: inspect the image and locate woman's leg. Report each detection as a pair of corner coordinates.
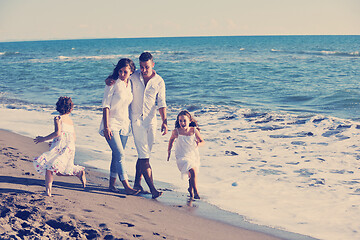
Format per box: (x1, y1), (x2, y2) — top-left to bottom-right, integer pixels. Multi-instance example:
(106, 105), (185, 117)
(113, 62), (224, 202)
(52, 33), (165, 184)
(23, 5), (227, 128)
(45, 170), (53, 196)
(107, 131), (138, 195)
(108, 149), (118, 191)
(189, 168), (200, 199)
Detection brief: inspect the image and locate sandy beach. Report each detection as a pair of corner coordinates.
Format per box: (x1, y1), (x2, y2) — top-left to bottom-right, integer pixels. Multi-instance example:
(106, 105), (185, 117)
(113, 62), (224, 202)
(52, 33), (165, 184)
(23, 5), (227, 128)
(0, 129), (283, 240)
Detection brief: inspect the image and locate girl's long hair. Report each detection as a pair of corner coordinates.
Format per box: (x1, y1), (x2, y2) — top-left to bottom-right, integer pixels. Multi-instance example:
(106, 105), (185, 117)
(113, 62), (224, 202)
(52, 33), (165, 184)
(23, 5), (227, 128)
(175, 110), (200, 131)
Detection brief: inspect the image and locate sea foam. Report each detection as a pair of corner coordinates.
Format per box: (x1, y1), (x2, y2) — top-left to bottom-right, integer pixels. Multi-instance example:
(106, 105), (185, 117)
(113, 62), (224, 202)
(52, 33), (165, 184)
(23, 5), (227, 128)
(1, 104), (360, 240)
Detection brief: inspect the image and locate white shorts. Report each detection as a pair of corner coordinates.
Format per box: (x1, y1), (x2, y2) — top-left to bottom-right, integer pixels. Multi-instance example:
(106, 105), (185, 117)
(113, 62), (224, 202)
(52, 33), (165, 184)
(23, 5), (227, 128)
(131, 118), (156, 159)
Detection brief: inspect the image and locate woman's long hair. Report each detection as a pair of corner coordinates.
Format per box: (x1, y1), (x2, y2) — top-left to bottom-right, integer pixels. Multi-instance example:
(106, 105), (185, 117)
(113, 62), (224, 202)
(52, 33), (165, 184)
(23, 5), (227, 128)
(109, 58), (136, 80)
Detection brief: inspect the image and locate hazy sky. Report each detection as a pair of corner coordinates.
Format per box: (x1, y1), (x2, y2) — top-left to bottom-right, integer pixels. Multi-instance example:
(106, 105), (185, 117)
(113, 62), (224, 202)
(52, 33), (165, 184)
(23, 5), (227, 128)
(0, 0), (359, 42)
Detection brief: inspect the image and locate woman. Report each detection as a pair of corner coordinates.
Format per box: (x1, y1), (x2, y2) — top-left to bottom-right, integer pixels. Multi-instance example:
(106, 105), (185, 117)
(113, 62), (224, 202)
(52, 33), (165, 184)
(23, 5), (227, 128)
(100, 58), (139, 195)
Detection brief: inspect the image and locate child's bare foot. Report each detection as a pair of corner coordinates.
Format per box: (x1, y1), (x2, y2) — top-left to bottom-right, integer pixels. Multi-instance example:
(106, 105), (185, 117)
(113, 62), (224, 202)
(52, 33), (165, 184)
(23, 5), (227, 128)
(152, 191), (163, 199)
(77, 170), (86, 188)
(188, 187), (193, 198)
(45, 189), (52, 197)
(194, 193), (200, 200)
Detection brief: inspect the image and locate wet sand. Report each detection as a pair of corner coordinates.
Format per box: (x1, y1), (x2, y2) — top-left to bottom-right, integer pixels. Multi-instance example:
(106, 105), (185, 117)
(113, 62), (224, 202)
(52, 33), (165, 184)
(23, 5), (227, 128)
(0, 129), (283, 240)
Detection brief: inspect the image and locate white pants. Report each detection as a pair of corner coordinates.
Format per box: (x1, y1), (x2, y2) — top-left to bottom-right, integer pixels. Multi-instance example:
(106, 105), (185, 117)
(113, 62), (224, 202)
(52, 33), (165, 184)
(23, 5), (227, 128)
(132, 118), (156, 159)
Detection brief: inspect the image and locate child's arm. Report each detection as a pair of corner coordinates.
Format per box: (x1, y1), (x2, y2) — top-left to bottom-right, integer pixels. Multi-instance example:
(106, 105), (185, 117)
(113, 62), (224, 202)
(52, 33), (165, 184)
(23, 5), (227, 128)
(167, 130), (177, 161)
(34, 116), (61, 144)
(194, 128), (205, 147)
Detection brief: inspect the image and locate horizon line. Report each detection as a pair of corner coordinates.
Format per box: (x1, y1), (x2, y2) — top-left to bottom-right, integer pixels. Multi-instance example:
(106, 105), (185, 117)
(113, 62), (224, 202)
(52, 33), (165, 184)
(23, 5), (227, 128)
(1, 34), (359, 43)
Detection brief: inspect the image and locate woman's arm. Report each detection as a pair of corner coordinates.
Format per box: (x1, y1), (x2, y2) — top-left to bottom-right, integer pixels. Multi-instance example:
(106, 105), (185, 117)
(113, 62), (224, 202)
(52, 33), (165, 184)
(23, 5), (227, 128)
(103, 107), (112, 140)
(34, 116), (61, 144)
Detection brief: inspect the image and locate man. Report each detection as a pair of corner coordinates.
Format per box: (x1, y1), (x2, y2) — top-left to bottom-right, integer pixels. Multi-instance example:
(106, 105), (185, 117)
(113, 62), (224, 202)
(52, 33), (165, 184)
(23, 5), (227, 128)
(106, 52), (167, 199)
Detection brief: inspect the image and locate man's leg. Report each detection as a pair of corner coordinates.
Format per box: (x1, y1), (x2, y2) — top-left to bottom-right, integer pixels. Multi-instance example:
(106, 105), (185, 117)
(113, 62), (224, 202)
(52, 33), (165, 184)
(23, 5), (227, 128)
(139, 158), (162, 199)
(132, 119), (150, 191)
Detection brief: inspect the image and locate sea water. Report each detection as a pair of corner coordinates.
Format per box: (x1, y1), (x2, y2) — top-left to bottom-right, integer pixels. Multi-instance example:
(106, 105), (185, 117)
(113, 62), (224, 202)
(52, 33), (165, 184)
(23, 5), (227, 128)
(1, 36), (360, 240)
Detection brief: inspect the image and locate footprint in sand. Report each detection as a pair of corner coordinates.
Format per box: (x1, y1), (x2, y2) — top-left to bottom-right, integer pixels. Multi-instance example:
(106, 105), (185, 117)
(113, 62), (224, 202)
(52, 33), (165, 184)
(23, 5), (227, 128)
(120, 222), (135, 227)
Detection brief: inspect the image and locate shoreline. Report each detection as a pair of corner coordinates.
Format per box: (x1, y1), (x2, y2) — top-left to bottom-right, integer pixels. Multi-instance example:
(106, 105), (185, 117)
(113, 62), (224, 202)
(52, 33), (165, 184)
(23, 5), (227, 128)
(0, 129), (316, 240)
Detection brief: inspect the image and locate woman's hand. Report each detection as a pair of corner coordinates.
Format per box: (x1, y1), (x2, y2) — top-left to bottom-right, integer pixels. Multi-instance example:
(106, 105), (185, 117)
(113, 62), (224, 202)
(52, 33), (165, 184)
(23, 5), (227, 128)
(104, 127), (112, 140)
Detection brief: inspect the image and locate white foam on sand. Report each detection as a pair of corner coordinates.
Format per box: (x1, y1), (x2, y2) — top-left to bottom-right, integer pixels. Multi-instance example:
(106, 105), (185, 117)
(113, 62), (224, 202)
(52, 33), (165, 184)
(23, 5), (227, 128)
(1, 105), (360, 240)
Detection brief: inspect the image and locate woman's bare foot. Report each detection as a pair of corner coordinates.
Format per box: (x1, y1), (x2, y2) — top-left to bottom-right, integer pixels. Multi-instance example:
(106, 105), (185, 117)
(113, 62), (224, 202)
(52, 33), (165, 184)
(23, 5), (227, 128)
(152, 191), (163, 199)
(109, 186), (120, 193)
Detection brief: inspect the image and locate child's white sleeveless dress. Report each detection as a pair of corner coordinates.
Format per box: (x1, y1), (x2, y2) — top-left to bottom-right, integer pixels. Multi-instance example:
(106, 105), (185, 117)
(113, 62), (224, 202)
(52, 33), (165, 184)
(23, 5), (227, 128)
(34, 117), (84, 176)
(175, 129), (200, 178)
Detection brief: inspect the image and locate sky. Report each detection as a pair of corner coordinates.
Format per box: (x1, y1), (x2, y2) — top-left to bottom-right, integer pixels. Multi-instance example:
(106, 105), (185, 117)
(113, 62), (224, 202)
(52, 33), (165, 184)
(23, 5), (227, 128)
(0, 0), (359, 42)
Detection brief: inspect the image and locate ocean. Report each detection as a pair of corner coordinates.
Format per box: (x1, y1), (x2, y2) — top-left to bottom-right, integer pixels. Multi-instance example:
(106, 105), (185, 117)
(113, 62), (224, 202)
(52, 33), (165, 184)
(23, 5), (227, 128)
(1, 35), (360, 240)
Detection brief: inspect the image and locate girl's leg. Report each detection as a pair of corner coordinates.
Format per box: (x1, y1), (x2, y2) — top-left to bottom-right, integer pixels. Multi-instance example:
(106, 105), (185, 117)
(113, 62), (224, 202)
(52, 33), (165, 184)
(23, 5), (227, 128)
(75, 170), (86, 188)
(189, 168), (200, 199)
(188, 178), (193, 198)
(45, 170), (53, 196)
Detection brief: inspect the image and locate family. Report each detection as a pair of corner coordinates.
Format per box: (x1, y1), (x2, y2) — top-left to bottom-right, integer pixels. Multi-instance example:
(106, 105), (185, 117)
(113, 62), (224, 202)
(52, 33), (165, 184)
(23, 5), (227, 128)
(33, 52), (204, 200)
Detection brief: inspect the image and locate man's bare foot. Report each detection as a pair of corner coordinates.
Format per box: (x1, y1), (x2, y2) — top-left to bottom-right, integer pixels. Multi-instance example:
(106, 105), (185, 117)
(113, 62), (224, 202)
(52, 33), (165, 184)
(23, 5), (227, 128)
(134, 185), (150, 194)
(126, 189), (141, 196)
(152, 191), (163, 199)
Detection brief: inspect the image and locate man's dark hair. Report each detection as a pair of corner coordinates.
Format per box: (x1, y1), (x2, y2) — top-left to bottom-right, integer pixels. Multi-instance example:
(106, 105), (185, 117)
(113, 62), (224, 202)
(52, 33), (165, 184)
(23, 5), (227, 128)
(139, 52), (153, 62)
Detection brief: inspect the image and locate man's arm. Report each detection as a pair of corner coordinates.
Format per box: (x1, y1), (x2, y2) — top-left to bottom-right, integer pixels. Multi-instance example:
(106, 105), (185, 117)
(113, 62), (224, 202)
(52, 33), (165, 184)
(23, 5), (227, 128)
(105, 76), (116, 86)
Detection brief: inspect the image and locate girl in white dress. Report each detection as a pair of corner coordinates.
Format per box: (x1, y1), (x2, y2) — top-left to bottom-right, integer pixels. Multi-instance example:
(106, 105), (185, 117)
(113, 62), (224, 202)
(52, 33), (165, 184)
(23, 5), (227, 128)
(34, 96), (86, 196)
(167, 110), (205, 199)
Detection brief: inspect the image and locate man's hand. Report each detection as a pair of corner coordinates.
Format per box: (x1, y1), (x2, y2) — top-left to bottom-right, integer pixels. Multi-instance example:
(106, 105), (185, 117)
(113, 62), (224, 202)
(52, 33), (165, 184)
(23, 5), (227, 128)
(161, 120), (168, 135)
(105, 77), (116, 86)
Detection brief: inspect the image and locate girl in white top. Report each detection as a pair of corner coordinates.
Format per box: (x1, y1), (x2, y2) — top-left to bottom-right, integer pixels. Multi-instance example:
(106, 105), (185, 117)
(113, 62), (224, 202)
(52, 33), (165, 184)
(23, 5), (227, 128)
(167, 110), (205, 199)
(100, 58), (139, 195)
(34, 96), (86, 197)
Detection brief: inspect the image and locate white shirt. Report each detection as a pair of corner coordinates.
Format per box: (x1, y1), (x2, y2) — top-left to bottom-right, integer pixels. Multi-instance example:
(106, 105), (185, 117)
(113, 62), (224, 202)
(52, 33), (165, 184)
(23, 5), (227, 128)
(101, 79), (133, 135)
(130, 70), (166, 127)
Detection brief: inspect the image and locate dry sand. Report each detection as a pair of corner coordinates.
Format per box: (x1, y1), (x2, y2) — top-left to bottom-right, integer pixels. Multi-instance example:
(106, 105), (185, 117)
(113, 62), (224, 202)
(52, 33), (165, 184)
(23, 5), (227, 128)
(0, 129), (282, 240)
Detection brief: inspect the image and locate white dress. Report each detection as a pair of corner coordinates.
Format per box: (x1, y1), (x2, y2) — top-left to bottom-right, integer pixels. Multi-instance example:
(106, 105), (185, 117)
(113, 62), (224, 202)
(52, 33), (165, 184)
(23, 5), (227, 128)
(34, 117), (84, 176)
(174, 129), (200, 179)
